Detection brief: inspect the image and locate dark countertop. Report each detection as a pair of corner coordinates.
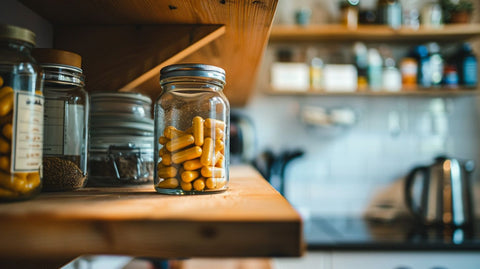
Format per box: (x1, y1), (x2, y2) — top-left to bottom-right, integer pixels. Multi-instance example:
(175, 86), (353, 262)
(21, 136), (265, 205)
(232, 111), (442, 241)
(305, 216), (480, 251)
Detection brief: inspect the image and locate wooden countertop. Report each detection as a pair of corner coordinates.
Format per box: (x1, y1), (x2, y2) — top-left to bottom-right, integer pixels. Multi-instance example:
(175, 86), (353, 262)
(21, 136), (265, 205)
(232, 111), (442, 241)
(0, 166), (303, 259)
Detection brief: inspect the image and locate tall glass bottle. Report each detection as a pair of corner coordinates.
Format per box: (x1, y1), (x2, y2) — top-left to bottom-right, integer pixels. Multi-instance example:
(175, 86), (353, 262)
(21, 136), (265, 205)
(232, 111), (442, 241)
(0, 24), (43, 200)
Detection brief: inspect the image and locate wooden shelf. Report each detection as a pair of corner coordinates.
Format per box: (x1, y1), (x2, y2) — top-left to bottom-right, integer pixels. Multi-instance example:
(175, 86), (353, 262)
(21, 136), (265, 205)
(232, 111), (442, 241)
(266, 88), (480, 96)
(20, 0), (279, 107)
(269, 24), (480, 43)
(0, 166), (303, 260)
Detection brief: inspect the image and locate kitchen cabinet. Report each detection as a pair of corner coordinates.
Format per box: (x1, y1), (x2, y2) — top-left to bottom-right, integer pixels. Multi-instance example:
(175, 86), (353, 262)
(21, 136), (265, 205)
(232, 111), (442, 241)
(0, 166), (302, 262)
(267, 23), (480, 95)
(19, 0), (279, 107)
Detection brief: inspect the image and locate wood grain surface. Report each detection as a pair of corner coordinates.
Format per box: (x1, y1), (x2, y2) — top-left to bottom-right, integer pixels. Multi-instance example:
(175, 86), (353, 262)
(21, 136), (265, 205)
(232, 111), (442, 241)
(269, 24), (480, 42)
(20, 0), (278, 106)
(0, 166), (303, 259)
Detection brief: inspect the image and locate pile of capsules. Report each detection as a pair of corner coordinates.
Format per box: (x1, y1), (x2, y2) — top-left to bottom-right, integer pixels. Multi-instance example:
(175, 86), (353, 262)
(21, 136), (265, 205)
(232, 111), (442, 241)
(0, 75), (41, 199)
(156, 116), (227, 192)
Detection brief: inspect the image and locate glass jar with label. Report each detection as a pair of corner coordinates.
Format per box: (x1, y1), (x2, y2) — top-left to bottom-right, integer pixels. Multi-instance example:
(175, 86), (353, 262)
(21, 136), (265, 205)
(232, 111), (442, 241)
(0, 24), (44, 201)
(32, 49), (88, 191)
(155, 64), (230, 195)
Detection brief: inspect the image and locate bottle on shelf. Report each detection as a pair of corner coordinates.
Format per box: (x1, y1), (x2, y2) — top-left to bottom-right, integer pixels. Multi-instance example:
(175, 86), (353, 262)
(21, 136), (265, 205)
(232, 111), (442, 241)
(456, 43), (478, 88)
(306, 47), (324, 91)
(428, 42), (444, 87)
(377, 0), (402, 29)
(368, 48), (383, 91)
(382, 57), (402, 92)
(353, 42), (368, 91)
(443, 65), (459, 89)
(340, 0), (359, 29)
(412, 45), (432, 88)
(400, 57), (418, 90)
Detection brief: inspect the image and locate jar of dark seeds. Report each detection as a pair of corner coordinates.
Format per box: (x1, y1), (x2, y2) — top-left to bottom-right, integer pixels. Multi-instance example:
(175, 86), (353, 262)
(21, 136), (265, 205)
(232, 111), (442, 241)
(33, 49), (88, 191)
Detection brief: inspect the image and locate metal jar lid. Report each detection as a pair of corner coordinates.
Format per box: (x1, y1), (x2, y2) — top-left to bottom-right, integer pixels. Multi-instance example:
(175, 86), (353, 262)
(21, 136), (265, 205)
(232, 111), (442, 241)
(160, 64), (226, 86)
(0, 24), (36, 46)
(33, 48), (82, 69)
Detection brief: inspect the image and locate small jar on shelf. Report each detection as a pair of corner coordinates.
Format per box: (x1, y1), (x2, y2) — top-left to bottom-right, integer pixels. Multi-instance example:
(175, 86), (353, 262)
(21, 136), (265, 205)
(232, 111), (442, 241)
(154, 64), (230, 195)
(33, 49), (88, 191)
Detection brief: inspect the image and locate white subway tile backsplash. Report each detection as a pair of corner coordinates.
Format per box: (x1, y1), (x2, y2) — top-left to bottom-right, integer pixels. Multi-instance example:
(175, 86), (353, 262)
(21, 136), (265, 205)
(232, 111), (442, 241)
(243, 89), (480, 217)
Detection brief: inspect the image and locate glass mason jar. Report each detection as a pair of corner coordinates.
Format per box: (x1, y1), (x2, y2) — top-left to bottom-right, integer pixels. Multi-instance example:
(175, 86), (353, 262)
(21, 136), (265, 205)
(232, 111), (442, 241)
(88, 92), (154, 186)
(154, 64), (230, 195)
(32, 49), (88, 191)
(0, 24), (44, 201)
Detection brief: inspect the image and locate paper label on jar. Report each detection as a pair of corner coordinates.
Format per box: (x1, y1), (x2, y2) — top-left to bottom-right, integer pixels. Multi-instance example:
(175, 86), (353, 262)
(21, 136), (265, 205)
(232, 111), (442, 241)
(44, 100), (84, 156)
(11, 92), (44, 172)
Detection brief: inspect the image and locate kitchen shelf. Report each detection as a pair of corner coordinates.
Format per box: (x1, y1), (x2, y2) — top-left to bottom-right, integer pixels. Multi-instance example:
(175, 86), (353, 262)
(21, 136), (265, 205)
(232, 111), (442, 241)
(269, 24), (480, 42)
(266, 88), (480, 96)
(0, 166), (303, 260)
(20, 0), (278, 107)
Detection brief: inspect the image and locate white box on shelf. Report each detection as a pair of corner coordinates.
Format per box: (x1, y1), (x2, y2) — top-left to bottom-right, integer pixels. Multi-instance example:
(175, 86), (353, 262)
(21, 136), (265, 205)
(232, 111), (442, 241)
(323, 64), (358, 92)
(270, 62), (309, 91)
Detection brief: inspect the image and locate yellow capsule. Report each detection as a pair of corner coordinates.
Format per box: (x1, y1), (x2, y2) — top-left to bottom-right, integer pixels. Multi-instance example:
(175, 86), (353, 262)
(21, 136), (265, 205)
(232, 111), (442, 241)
(24, 172), (40, 192)
(205, 118), (226, 129)
(180, 181), (193, 191)
(201, 166), (225, 178)
(0, 156), (9, 172)
(192, 116), (204, 146)
(166, 134), (194, 152)
(0, 170), (25, 192)
(183, 159), (203, 170)
(206, 177), (227, 190)
(0, 91), (14, 117)
(0, 137), (10, 154)
(35, 90), (43, 96)
(157, 165), (178, 178)
(0, 86), (13, 100)
(215, 153), (225, 168)
(181, 170), (200, 183)
(156, 178), (179, 189)
(172, 146), (202, 164)
(0, 76), (3, 88)
(161, 153), (172, 166)
(2, 123), (12, 140)
(213, 151), (223, 166)
(215, 139), (224, 152)
(158, 136), (169, 145)
(200, 137), (214, 166)
(159, 146), (169, 157)
(204, 127), (225, 139)
(193, 177), (206, 191)
(163, 126), (186, 139)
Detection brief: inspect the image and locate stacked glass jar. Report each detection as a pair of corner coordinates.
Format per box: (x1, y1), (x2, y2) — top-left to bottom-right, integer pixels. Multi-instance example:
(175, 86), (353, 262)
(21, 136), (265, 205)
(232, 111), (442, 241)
(33, 48), (88, 191)
(0, 24), (44, 200)
(88, 92), (154, 186)
(154, 64), (230, 195)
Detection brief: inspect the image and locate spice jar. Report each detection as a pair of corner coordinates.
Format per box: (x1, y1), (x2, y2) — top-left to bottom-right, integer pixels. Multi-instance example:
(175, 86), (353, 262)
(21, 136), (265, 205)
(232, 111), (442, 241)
(32, 49), (88, 191)
(0, 24), (44, 201)
(88, 92), (154, 186)
(155, 64), (230, 195)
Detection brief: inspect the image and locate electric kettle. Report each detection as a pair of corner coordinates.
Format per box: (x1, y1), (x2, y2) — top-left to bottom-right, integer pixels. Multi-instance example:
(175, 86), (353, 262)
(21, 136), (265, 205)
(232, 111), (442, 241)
(404, 156), (475, 227)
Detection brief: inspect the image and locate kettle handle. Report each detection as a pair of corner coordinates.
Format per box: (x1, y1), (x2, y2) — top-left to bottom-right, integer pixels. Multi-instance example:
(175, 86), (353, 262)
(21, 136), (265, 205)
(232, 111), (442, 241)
(404, 166), (429, 221)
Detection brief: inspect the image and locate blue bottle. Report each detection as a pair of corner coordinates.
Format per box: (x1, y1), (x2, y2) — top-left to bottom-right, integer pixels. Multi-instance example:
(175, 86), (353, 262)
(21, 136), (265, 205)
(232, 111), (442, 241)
(458, 43), (478, 88)
(413, 45), (431, 87)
